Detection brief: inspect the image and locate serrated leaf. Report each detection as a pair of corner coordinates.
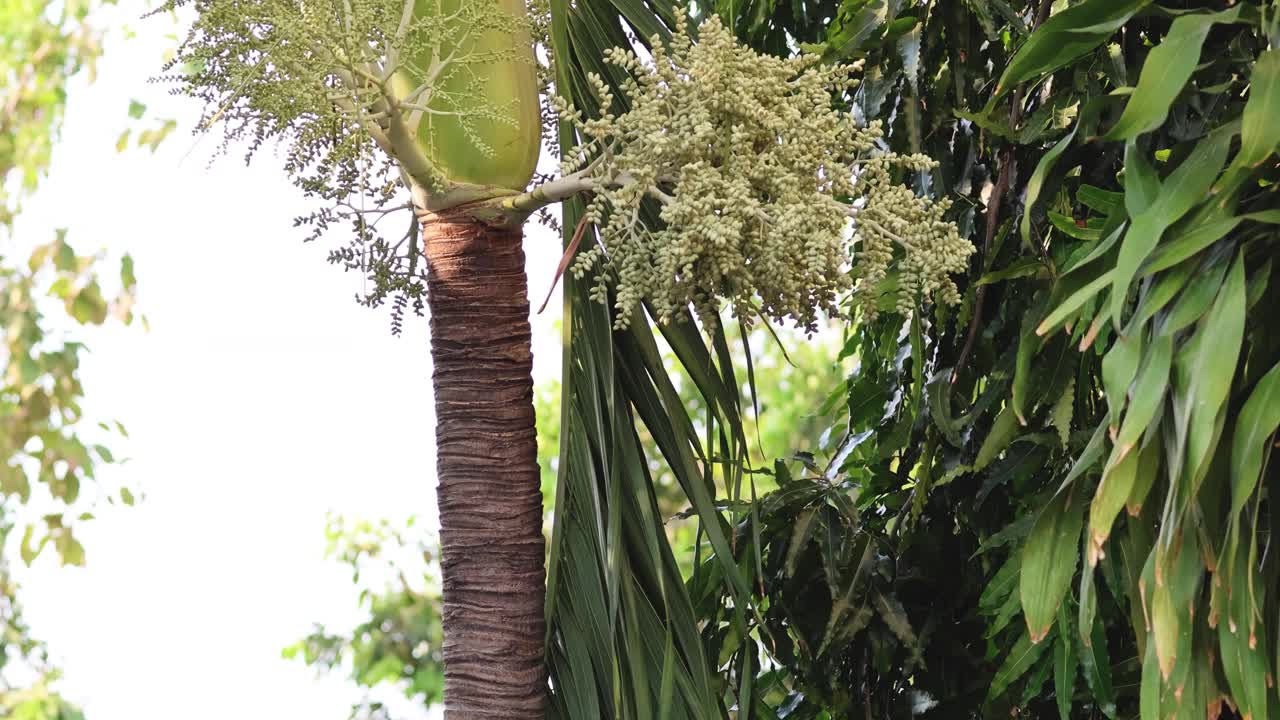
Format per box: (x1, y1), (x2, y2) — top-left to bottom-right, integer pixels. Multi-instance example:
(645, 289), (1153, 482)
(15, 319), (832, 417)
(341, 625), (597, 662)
(1022, 488), (1085, 643)
(784, 507), (817, 577)
(1051, 376), (1074, 446)
(981, 555), (1023, 614)
(874, 590), (922, 668)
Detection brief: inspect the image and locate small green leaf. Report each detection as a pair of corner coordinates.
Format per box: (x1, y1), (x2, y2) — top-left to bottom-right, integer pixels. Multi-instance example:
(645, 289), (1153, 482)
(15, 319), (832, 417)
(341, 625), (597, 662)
(1, 465), (31, 503)
(20, 524), (45, 565)
(977, 257), (1045, 285)
(121, 254), (137, 289)
(1022, 125), (1079, 249)
(128, 99), (147, 119)
(1049, 211), (1103, 240)
(1123, 140), (1160, 216)
(56, 531), (86, 567)
(1088, 444), (1139, 567)
(1077, 185), (1123, 215)
(1051, 376), (1074, 446)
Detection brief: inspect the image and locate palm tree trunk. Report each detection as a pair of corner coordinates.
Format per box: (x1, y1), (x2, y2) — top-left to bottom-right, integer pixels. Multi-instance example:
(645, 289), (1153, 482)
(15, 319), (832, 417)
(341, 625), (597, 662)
(422, 213), (545, 719)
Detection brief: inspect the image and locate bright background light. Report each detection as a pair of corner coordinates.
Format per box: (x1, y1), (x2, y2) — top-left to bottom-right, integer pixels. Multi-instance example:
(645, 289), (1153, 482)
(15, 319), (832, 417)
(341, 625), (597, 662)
(12, 7), (564, 719)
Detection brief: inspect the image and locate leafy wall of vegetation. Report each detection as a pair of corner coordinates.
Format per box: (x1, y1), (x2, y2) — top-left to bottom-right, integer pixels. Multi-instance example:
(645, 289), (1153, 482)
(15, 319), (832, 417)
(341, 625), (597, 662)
(280, 0), (1280, 718)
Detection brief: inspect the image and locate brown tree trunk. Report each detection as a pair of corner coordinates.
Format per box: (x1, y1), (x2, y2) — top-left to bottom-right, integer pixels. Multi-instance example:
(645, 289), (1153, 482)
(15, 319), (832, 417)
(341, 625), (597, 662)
(421, 213), (545, 719)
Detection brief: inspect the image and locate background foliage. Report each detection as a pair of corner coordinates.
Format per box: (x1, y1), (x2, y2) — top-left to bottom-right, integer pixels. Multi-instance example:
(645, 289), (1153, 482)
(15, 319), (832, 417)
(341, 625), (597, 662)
(1, 1), (170, 715)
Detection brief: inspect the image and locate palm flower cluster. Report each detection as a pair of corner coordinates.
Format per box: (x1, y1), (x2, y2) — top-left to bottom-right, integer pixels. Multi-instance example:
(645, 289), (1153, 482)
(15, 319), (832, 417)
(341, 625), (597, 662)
(557, 15), (972, 329)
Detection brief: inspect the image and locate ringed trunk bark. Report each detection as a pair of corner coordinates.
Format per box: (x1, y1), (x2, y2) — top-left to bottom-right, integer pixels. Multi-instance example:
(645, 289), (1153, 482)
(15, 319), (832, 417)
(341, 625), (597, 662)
(422, 214), (545, 718)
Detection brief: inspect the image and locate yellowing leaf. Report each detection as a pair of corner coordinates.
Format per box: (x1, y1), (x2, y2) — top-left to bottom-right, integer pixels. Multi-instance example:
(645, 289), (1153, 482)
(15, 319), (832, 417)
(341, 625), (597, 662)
(1088, 443), (1139, 566)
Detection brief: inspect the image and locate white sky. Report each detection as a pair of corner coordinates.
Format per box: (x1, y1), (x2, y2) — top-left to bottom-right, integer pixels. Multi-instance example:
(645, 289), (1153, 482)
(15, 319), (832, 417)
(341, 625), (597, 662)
(11, 7), (564, 719)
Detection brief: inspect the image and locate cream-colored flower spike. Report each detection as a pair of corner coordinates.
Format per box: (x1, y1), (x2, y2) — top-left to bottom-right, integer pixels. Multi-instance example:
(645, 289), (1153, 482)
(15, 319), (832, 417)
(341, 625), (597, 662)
(555, 13), (974, 331)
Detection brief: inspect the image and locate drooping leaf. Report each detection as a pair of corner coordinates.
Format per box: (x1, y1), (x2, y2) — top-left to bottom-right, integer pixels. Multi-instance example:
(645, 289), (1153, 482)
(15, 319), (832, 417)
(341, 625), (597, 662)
(1088, 442), (1140, 567)
(1173, 253), (1246, 495)
(994, 0), (1154, 98)
(1102, 7), (1243, 140)
(1021, 488), (1085, 643)
(1111, 127), (1234, 328)
(1228, 360), (1280, 520)
(1236, 49), (1280, 168)
(989, 628), (1054, 701)
(1111, 334), (1172, 459)
(1022, 124), (1078, 249)
(1054, 603), (1078, 720)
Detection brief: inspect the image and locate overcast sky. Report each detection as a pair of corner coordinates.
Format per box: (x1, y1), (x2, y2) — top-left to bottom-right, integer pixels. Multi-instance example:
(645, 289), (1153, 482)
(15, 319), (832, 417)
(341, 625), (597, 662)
(12, 6), (564, 718)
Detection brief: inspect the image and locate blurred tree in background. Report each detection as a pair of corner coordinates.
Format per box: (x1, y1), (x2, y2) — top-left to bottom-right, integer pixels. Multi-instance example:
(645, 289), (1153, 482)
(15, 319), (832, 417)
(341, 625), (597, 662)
(285, 515), (445, 720)
(2, 1), (171, 715)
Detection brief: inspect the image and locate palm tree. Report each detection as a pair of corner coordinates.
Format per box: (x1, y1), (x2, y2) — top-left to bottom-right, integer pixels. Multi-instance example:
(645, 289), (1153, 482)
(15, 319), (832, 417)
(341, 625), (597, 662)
(166, 2), (967, 716)
(166, 1), (557, 715)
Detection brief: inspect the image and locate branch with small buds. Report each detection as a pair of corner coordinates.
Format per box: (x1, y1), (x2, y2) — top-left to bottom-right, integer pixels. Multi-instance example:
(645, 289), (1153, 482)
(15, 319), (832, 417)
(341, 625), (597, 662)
(536, 14), (973, 331)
